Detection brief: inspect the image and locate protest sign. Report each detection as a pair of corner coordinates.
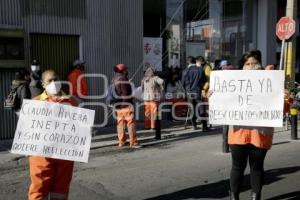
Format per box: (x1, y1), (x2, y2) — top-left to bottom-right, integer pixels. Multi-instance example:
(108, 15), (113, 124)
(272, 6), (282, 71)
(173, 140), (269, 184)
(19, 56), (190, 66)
(209, 70), (284, 127)
(11, 99), (95, 163)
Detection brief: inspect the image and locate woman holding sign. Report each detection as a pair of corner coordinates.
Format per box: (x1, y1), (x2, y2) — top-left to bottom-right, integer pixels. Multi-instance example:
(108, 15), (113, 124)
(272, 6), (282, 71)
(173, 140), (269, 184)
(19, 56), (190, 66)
(228, 50), (273, 200)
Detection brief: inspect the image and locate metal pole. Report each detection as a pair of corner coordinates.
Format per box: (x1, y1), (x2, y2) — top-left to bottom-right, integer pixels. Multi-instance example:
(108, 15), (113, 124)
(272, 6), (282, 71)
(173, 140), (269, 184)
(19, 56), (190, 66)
(279, 39), (285, 70)
(155, 108), (161, 140)
(285, 0), (297, 88)
(290, 108), (298, 140)
(222, 125), (229, 153)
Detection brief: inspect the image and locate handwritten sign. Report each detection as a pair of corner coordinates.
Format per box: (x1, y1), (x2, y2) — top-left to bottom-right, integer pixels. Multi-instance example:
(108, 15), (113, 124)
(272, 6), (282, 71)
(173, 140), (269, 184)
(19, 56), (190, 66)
(11, 100), (95, 163)
(209, 70), (284, 127)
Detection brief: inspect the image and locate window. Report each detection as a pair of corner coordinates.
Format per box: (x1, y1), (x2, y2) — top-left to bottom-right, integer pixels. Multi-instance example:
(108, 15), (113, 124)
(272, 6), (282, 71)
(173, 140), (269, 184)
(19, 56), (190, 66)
(0, 37), (25, 60)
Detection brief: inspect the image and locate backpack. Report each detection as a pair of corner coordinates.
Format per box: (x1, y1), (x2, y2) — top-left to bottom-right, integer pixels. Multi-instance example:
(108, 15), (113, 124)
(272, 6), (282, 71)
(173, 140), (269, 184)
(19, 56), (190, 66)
(4, 88), (19, 109)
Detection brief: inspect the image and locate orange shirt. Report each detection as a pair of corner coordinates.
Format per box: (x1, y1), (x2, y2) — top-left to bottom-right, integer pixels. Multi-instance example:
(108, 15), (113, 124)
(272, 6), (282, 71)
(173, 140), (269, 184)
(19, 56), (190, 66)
(68, 69), (88, 97)
(228, 126), (274, 149)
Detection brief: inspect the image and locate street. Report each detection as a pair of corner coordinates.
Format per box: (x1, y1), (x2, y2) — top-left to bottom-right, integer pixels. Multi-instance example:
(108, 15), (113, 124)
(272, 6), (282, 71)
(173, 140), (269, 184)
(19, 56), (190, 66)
(0, 127), (300, 200)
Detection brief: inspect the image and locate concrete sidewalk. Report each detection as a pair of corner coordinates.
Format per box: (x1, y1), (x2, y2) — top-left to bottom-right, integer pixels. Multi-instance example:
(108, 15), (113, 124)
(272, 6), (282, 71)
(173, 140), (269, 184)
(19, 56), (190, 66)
(0, 120), (297, 164)
(0, 120), (217, 162)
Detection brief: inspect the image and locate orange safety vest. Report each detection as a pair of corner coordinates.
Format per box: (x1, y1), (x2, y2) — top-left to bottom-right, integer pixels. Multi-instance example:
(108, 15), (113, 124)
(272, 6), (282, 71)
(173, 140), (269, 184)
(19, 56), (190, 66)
(228, 126), (274, 149)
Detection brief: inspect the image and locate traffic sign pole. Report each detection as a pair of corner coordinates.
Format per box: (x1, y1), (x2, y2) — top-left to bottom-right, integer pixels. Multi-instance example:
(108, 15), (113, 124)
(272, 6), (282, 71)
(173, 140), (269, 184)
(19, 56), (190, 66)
(279, 39), (285, 70)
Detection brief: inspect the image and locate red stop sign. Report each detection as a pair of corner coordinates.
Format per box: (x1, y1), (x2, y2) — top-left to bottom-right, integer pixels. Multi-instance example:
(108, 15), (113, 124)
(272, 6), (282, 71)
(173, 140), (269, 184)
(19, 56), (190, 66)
(276, 17), (296, 40)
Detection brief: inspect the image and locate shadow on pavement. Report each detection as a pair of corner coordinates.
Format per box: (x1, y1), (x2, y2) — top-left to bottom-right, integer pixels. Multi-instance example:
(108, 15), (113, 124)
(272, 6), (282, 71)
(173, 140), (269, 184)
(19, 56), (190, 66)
(265, 191), (300, 200)
(144, 166), (300, 200)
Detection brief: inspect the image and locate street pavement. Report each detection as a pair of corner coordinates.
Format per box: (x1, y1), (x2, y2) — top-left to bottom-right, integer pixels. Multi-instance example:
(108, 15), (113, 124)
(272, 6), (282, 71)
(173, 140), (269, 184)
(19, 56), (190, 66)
(0, 122), (299, 200)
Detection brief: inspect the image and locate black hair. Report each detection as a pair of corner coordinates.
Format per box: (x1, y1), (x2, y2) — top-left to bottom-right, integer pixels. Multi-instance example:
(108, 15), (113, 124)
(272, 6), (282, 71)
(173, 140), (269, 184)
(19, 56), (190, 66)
(31, 59), (40, 66)
(15, 69), (30, 80)
(214, 59), (221, 69)
(187, 56), (196, 64)
(239, 50), (262, 69)
(196, 56), (205, 63)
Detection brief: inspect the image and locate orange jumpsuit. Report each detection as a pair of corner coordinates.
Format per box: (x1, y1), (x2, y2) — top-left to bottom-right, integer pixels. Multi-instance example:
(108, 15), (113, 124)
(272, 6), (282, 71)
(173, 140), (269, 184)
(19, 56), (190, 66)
(116, 106), (138, 146)
(29, 91), (77, 200)
(144, 101), (159, 129)
(68, 68), (88, 97)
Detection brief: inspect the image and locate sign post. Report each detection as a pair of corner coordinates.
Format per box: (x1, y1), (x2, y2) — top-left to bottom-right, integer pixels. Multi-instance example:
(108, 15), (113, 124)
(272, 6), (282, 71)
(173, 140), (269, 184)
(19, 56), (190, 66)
(276, 17), (296, 70)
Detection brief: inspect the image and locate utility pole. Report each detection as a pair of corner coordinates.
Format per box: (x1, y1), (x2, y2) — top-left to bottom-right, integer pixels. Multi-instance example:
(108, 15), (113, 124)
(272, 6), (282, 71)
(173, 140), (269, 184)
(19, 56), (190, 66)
(285, 0), (298, 140)
(285, 0), (297, 89)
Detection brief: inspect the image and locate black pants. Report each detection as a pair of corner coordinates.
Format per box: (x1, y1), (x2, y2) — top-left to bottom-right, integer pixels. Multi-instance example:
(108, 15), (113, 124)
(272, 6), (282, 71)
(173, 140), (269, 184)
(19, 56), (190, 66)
(187, 97), (207, 128)
(230, 144), (268, 193)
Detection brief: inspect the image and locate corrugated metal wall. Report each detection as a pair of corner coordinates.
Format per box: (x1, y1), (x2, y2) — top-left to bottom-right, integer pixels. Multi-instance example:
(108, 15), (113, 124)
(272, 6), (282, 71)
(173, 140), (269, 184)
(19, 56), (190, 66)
(30, 34), (79, 79)
(0, 69), (19, 139)
(0, 0), (143, 139)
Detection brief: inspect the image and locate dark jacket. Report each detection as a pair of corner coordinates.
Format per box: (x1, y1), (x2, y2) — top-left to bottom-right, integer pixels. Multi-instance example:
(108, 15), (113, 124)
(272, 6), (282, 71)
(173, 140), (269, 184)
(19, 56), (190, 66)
(29, 72), (43, 98)
(113, 72), (133, 108)
(11, 80), (31, 110)
(182, 65), (205, 99)
(29, 80), (43, 98)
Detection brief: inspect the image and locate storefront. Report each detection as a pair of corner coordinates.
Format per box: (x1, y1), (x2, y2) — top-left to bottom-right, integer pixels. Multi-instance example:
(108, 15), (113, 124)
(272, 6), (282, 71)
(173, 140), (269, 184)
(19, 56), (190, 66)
(165, 0), (279, 68)
(144, 0), (283, 69)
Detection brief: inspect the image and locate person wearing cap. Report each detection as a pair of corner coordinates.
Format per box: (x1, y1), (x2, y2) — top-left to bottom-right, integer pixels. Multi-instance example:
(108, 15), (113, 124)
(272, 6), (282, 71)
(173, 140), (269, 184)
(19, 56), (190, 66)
(112, 64), (139, 147)
(220, 60), (235, 70)
(29, 59), (43, 98)
(67, 60), (88, 99)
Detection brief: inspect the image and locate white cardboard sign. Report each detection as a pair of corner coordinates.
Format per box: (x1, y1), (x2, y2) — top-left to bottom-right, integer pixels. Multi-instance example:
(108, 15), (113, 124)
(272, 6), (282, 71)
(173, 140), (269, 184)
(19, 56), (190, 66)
(11, 99), (95, 163)
(209, 70), (284, 127)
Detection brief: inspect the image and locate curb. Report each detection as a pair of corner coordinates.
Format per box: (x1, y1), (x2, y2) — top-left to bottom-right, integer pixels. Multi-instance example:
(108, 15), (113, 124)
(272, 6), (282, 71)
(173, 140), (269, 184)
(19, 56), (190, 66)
(0, 124), (298, 163)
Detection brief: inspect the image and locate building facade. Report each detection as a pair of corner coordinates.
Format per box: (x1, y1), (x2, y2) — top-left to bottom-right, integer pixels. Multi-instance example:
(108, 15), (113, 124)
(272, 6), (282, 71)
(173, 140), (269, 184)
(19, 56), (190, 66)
(0, 0), (144, 139)
(144, 0), (299, 71)
(0, 0), (298, 139)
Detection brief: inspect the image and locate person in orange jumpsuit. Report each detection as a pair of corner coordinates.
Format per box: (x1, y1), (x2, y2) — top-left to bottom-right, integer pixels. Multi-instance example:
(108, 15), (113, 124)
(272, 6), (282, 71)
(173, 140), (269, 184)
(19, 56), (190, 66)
(112, 64), (139, 148)
(67, 60), (88, 99)
(29, 70), (77, 200)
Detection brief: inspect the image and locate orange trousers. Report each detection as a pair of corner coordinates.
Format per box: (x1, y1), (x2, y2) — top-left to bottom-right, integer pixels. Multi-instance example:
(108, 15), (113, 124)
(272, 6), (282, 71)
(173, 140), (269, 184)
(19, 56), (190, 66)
(116, 106), (138, 145)
(28, 156), (74, 200)
(144, 101), (159, 129)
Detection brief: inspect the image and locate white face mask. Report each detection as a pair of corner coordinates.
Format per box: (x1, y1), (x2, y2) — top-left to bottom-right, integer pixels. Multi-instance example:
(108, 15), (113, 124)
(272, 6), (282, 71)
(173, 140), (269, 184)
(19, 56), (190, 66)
(31, 65), (40, 72)
(45, 81), (61, 95)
